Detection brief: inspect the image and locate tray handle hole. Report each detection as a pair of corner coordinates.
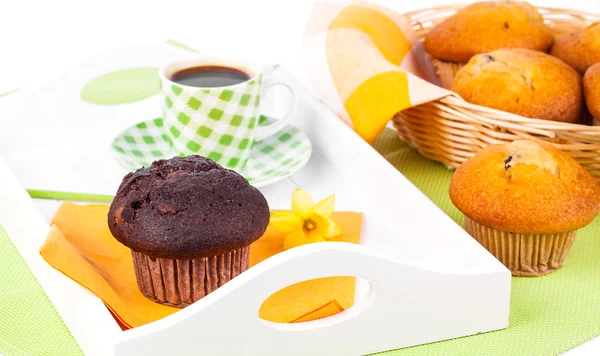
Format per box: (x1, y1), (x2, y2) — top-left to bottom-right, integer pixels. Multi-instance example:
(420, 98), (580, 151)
(258, 276), (374, 330)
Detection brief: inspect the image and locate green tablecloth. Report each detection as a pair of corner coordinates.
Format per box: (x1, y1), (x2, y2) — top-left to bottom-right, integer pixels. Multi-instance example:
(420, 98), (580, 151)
(1, 129), (600, 356)
(373, 129), (600, 356)
(0, 226), (82, 355)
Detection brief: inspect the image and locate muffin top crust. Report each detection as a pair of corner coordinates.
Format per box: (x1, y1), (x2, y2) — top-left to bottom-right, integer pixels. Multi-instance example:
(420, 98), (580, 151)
(108, 156), (270, 259)
(450, 140), (600, 234)
(424, 1), (553, 62)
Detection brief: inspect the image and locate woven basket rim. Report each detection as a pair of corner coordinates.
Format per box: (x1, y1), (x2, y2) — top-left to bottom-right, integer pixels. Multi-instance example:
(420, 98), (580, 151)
(403, 3), (600, 132)
(404, 3), (600, 22)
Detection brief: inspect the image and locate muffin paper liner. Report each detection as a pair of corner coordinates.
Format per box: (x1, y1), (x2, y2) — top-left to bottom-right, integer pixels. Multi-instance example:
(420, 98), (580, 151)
(464, 216), (577, 277)
(132, 246), (251, 307)
(431, 59), (465, 89)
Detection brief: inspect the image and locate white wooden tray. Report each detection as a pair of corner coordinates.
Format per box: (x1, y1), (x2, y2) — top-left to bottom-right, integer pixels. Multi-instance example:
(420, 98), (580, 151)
(0, 44), (511, 356)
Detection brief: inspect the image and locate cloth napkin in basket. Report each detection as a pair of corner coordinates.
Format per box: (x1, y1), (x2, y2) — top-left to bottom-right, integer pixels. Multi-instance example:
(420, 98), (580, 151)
(303, 1), (452, 143)
(40, 202), (362, 328)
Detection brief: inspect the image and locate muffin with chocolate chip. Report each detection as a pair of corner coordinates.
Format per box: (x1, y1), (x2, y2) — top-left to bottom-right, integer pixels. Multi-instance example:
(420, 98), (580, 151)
(424, 1), (553, 88)
(450, 140), (600, 276)
(451, 49), (582, 123)
(108, 155), (270, 307)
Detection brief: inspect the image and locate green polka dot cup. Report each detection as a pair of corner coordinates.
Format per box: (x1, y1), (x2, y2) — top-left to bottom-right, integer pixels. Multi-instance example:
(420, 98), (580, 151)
(159, 57), (296, 172)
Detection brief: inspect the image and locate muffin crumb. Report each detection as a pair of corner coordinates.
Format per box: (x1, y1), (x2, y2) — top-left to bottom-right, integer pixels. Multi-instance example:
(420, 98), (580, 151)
(505, 141), (558, 176)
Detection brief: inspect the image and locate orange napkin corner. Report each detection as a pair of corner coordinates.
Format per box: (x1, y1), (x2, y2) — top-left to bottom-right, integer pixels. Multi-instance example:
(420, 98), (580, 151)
(40, 202), (362, 328)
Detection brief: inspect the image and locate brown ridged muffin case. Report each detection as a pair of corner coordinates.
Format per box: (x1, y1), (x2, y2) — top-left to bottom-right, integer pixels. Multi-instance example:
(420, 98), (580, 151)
(131, 247), (250, 307)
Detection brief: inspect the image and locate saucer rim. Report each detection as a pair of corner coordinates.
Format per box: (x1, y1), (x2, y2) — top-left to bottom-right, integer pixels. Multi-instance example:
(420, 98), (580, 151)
(110, 118), (313, 188)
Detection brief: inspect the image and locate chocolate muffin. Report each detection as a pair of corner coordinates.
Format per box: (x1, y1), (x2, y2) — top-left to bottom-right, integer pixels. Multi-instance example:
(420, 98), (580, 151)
(108, 155), (270, 307)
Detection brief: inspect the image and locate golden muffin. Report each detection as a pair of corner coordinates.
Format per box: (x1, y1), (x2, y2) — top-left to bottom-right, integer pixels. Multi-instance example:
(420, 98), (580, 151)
(551, 23), (600, 74)
(451, 49), (582, 123)
(424, 1), (553, 63)
(584, 63), (600, 124)
(450, 140), (600, 276)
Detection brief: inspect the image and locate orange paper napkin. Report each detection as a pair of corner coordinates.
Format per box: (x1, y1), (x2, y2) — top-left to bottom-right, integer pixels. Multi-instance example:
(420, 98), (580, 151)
(40, 202), (362, 328)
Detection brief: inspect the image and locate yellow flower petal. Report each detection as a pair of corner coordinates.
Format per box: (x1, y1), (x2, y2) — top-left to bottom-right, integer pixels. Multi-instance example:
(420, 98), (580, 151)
(313, 194), (335, 218)
(325, 218), (343, 238)
(283, 230), (310, 250)
(292, 188), (314, 218)
(270, 212), (303, 233)
(307, 229), (327, 243)
(310, 214), (332, 236)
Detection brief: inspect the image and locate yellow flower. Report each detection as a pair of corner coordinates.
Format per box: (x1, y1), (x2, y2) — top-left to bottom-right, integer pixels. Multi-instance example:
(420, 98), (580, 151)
(270, 189), (343, 250)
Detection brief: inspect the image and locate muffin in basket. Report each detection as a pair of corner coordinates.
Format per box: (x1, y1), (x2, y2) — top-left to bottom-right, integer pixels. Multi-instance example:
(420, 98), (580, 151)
(423, 1), (553, 88)
(451, 49), (583, 123)
(450, 140), (600, 276)
(108, 155), (270, 307)
(551, 23), (600, 74)
(584, 63), (600, 125)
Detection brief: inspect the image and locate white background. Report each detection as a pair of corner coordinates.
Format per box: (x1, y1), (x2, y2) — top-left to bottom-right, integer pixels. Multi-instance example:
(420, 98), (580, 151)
(1, 0), (599, 94)
(1, 0), (600, 354)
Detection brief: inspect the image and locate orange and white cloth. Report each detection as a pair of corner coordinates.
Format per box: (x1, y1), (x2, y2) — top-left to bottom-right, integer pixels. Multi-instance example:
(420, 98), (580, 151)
(303, 1), (451, 142)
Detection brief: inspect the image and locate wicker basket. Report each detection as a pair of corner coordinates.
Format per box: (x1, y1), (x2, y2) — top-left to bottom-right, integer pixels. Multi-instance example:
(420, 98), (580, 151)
(392, 4), (600, 179)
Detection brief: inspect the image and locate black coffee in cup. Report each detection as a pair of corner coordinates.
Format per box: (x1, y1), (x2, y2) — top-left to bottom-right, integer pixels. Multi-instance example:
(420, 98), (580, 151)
(170, 66), (251, 88)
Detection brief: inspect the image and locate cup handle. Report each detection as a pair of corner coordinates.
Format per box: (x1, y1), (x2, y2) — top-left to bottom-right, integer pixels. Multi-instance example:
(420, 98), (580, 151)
(254, 80), (297, 142)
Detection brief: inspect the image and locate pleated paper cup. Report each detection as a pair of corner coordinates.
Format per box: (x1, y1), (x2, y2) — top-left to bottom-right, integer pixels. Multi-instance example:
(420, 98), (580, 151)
(431, 59), (465, 89)
(131, 246), (251, 307)
(464, 216), (577, 277)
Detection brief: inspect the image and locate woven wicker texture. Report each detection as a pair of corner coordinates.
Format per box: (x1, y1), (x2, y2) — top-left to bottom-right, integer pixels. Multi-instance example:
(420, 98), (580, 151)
(393, 5), (600, 180)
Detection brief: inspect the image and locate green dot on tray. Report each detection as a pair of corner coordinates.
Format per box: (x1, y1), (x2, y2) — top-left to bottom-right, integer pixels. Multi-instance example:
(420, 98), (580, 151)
(80, 67), (160, 105)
